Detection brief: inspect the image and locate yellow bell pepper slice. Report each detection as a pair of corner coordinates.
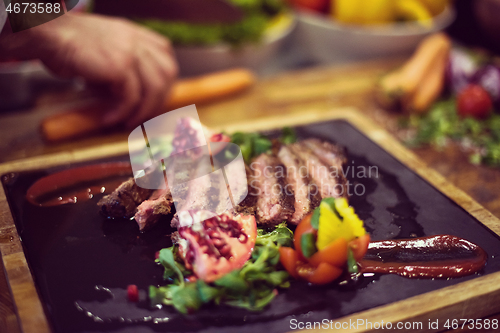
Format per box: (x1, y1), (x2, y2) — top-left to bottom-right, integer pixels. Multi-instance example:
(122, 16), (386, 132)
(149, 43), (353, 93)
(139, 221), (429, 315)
(316, 197), (366, 251)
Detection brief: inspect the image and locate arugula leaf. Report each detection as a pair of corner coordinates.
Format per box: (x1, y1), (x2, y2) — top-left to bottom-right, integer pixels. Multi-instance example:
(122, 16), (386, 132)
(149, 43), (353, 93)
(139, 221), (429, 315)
(171, 283), (203, 314)
(225, 289), (276, 311)
(256, 222), (293, 248)
(196, 280), (221, 303)
(158, 247), (185, 285)
(149, 285), (171, 308)
(150, 222), (294, 314)
(214, 271), (250, 293)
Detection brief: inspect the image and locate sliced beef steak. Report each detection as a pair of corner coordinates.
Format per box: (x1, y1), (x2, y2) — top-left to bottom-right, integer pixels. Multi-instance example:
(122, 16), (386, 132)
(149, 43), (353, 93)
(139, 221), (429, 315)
(277, 145), (321, 224)
(289, 141), (348, 199)
(97, 177), (154, 218)
(134, 188), (174, 230)
(251, 153), (294, 226)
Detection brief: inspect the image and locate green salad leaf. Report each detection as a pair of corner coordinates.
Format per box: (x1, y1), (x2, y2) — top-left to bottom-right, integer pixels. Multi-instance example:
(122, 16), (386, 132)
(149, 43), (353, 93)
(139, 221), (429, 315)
(230, 131), (272, 163)
(230, 127), (299, 163)
(149, 223), (293, 314)
(158, 247), (185, 284)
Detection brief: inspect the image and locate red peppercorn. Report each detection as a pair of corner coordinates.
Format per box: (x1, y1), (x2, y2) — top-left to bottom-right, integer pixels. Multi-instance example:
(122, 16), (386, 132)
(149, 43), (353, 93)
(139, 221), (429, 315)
(127, 284), (139, 302)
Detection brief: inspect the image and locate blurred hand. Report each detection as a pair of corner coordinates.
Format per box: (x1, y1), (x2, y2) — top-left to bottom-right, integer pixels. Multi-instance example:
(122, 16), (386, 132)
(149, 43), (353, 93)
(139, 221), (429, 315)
(0, 13), (178, 128)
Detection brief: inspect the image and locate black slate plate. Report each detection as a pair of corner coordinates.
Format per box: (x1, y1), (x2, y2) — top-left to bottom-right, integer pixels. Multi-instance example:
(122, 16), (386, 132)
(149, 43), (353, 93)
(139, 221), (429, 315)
(3, 120), (500, 333)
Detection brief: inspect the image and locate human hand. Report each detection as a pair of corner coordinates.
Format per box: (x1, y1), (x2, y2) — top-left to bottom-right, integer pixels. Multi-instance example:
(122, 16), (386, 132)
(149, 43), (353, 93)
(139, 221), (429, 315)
(0, 13), (178, 128)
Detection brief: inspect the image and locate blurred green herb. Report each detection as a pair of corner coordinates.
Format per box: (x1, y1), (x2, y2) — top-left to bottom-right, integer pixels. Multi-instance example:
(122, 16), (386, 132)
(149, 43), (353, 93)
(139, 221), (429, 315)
(403, 99), (500, 167)
(230, 127), (298, 163)
(347, 248), (359, 274)
(139, 0), (286, 46)
(280, 127), (297, 144)
(149, 223), (293, 314)
(230, 132), (272, 163)
(130, 135), (173, 166)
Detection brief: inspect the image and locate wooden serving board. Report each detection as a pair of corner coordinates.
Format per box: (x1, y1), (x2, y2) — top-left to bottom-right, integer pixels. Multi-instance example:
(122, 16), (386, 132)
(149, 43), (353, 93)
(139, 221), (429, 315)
(1, 108), (500, 333)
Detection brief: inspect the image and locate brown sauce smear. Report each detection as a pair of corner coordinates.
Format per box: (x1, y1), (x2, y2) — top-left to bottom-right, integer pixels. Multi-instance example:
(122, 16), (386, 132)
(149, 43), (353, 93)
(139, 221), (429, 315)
(27, 162), (132, 207)
(360, 235), (487, 278)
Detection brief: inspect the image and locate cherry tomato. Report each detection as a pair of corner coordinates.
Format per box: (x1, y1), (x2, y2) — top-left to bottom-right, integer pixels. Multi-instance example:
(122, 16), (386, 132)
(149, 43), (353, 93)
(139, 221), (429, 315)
(308, 237), (348, 268)
(348, 233), (371, 261)
(296, 262), (343, 285)
(288, 0), (329, 13)
(127, 284), (139, 302)
(279, 247), (300, 278)
(457, 84), (493, 119)
(293, 213), (317, 261)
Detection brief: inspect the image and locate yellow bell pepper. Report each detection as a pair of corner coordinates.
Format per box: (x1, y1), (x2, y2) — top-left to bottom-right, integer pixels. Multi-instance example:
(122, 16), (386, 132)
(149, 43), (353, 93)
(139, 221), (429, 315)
(316, 197), (366, 251)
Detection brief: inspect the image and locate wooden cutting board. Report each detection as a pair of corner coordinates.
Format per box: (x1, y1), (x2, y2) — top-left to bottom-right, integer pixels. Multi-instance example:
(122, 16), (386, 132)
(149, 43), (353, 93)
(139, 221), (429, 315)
(1, 108), (500, 333)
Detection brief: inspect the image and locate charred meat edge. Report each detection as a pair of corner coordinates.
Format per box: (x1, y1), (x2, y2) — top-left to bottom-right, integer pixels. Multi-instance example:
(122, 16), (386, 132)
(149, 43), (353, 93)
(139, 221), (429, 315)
(98, 177), (154, 218)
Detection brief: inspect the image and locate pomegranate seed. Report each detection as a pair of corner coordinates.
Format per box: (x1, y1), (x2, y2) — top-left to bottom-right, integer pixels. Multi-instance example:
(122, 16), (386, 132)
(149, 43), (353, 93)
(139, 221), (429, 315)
(127, 284), (139, 302)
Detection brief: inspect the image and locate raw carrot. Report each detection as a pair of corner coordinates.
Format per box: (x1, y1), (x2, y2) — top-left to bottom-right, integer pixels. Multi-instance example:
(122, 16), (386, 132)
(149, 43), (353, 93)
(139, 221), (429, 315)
(404, 40), (450, 113)
(41, 68), (256, 143)
(377, 33), (451, 110)
(167, 68), (256, 109)
(41, 102), (112, 143)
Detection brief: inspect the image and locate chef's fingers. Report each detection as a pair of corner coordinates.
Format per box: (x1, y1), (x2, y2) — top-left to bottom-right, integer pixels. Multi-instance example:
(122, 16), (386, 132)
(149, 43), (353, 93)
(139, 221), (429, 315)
(135, 24), (175, 56)
(103, 68), (142, 126)
(125, 49), (170, 128)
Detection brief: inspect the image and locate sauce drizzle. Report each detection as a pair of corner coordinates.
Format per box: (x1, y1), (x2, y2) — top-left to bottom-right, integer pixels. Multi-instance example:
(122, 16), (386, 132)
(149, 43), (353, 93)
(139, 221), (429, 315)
(26, 162), (132, 207)
(360, 235), (487, 278)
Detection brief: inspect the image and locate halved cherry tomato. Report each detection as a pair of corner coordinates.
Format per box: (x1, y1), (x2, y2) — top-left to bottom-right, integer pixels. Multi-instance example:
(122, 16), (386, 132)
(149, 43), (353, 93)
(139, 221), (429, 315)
(293, 213), (317, 260)
(348, 234), (371, 261)
(308, 237), (348, 268)
(279, 247), (300, 278)
(296, 262), (343, 285)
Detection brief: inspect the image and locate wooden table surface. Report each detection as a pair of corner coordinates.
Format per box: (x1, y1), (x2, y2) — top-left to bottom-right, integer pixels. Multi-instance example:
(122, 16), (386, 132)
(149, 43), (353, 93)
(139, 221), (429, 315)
(1, 58), (499, 332)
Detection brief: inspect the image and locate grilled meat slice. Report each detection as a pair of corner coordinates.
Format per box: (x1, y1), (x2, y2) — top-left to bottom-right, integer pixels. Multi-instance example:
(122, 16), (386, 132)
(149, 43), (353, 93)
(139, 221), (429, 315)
(98, 177), (154, 218)
(170, 161), (232, 228)
(277, 145), (322, 224)
(251, 153), (294, 225)
(134, 188), (174, 230)
(289, 141), (348, 199)
(303, 138), (348, 173)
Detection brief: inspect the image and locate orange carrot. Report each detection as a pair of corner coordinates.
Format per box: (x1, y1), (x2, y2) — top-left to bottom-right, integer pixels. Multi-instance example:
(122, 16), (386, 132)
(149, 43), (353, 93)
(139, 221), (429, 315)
(404, 41), (450, 113)
(376, 33), (451, 111)
(167, 68), (256, 109)
(41, 68), (256, 143)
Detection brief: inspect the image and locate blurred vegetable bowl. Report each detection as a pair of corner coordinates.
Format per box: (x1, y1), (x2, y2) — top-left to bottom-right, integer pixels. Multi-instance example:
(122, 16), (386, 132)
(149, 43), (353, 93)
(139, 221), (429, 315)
(141, 0), (296, 76)
(294, 1), (455, 63)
